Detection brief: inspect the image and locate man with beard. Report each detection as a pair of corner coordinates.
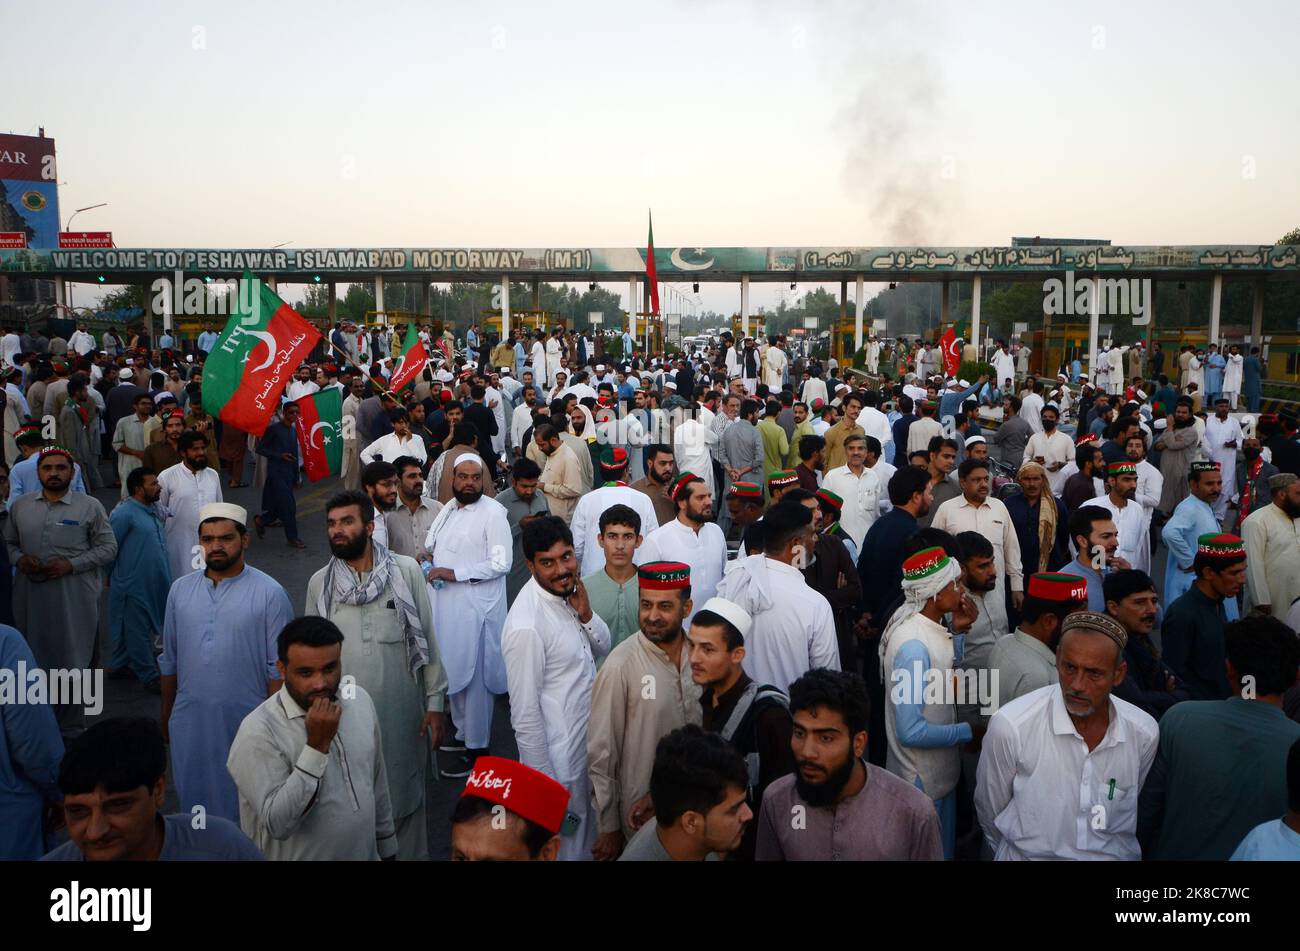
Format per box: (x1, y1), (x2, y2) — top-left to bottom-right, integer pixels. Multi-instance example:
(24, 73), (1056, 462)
(361, 460), (400, 550)
(878, 547), (974, 858)
(4, 447), (117, 734)
(422, 453), (512, 778)
(107, 467), (170, 692)
(141, 409), (183, 475)
(683, 597), (794, 860)
(637, 474), (728, 627)
(975, 611), (1158, 860)
(228, 616), (397, 860)
(723, 481), (764, 557)
(1104, 569), (1189, 721)
(1082, 462), (1149, 573)
(588, 562), (702, 859)
(1162, 533), (1247, 701)
(757, 668), (942, 860)
(160, 503), (293, 822)
(384, 455), (442, 560)
(785, 488), (863, 674)
(1127, 434), (1164, 550)
(571, 446), (659, 576)
(988, 572), (1088, 708)
(42, 717), (263, 861)
(1241, 473), (1300, 616)
(619, 725), (753, 861)
(1203, 398), (1243, 520)
(1155, 400), (1201, 514)
(450, 756), (569, 862)
(306, 490), (447, 859)
(1023, 403), (1073, 496)
(252, 404), (304, 550)
(953, 531), (1007, 685)
(499, 457), (550, 607)
(932, 458), (1025, 613)
(1234, 435), (1276, 527)
(534, 422), (584, 525)
(1161, 461), (1227, 610)
(501, 516), (612, 860)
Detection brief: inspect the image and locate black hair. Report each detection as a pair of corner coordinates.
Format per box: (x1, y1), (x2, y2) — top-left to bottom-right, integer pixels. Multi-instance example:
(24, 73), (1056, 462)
(649, 725), (749, 828)
(361, 460), (397, 489)
(451, 422), (479, 447)
(1076, 444), (1100, 469)
(59, 717), (166, 797)
(391, 454), (423, 479)
(177, 430), (208, 453)
(740, 398), (761, 420)
(327, 488), (375, 524)
(1102, 569), (1156, 606)
(645, 442), (673, 461)
(956, 530), (993, 562)
(957, 457), (989, 480)
(1193, 549), (1248, 578)
(888, 465), (931, 506)
(1005, 394), (1022, 412)
(598, 503), (641, 535)
(388, 407), (410, 424)
(798, 434), (826, 461)
(470, 383), (486, 401)
(534, 422), (560, 443)
(765, 398), (782, 417)
(761, 501), (813, 555)
(788, 668), (870, 736)
(277, 615), (345, 665)
(691, 608), (744, 650)
(1223, 615), (1300, 698)
(928, 435), (959, 456)
(449, 794), (554, 857)
(902, 527), (960, 560)
(1067, 504), (1112, 549)
(1020, 592), (1085, 625)
(126, 466), (155, 496)
(512, 457), (542, 481)
(522, 515), (573, 561)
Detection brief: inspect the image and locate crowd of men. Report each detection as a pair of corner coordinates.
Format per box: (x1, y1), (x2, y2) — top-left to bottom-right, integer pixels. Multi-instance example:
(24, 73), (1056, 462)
(1, 319), (1299, 863)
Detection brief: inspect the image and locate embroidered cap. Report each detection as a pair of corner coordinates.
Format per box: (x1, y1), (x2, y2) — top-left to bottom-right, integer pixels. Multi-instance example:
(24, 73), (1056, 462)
(815, 488), (844, 511)
(728, 481), (762, 500)
(37, 445), (73, 463)
(1075, 432), (1099, 446)
(1107, 462), (1137, 476)
(1061, 611), (1128, 653)
(1190, 461), (1221, 474)
(671, 472), (702, 501)
(637, 561), (691, 590)
(1026, 572), (1088, 603)
(1196, 533), (1244, 557)
(461, 756), (570, 836)
(767, 469), (798, 489)
(15, 423), (44, 447)
(599, 446), (628, 470)
(902, 547), (951, 581)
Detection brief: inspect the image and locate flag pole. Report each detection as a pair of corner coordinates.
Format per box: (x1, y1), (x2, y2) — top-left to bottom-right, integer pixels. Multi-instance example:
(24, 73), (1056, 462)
(323, 338), (401, 401)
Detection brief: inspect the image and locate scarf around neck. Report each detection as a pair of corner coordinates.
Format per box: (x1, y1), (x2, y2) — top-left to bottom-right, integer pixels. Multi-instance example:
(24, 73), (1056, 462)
(316, 541), (428, 679)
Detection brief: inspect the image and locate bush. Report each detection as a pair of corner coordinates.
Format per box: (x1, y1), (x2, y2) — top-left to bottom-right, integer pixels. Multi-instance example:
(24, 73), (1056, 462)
(958, 360), (994, 383)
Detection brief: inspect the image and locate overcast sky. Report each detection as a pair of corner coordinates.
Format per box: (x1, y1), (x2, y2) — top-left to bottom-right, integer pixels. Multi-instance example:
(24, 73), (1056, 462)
(5, 0), (1298, 314)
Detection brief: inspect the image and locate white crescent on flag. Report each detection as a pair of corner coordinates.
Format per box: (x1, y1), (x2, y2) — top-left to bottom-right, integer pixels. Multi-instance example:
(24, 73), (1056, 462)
(308, 420), (331, 450)
(243, 328), (280, 374)
(670, 248), (715, 271)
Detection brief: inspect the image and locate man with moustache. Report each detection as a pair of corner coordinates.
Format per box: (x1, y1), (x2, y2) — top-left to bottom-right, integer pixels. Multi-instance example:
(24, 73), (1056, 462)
(422, 452), (512, 778)
(636, 474), (728, 627)
(1241, 473), (1300, 616)
(501, 516), (612, 860)
(1162, 533), (1248, 701)
(685, 597), (795, 860)
(588, 562), (702, 860)
(160, 504), (293, 823)
(988, 572), (1089, 708)
(305, 489), (447, 859)
(499, 457), (550, 607)
(252, 403), (304, 551)
(975, 612), (1159, 860)
(385, 455), (442, 561)
(756, 669), (943, 861)
(631, 442), (677, 528)
(361, 460), (400, 550)
(1104, 570), (1190, 721)
(1155, 401), (1201, 514)
(158, 433), (224, 582)
(450, 756), (570, 862)
(1082, 462), (1150, 574)
(228, 616), (398, 861)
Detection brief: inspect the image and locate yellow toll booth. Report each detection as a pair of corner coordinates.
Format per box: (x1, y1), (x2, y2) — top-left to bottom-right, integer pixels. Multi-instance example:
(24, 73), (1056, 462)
(481, 309), (556, 338)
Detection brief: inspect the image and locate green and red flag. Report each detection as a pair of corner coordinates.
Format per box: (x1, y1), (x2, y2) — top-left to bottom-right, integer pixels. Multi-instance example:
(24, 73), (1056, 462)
(293, 386), (343, 482)
(645, 210), (660, 316)
(203, 272), (322, 436)
(388, 323), (428, 393)
(940, 325), (960, 377)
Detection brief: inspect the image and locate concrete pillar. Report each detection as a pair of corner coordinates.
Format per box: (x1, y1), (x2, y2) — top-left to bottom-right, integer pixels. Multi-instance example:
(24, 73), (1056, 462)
(741, 275), (751, 340)
(644, 281), (652, 353)
(531, 277), (541, 313)
(1087, 276), (1100, 380)
(501, 275), (511, 342)
(854, 275), (865, 352)
(1209, 273), (1223, 347)
(328, 282), (337, 324)
(374, 275), (385, 316)
(55, 277), (66, 309)
(1250, 281), (1264, 344)
(627, 277), (636, 336)
(971, 276), (982, 357)
(417, 281), (429, 319)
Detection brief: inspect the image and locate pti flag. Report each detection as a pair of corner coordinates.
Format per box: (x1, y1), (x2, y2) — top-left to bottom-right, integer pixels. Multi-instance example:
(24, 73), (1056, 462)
(203, 272), (322, 436)
(388, 323), (428, 393)
(293, 387), (343, 482)
(940, 326), (960, 377)
(645, 210), (660, 316)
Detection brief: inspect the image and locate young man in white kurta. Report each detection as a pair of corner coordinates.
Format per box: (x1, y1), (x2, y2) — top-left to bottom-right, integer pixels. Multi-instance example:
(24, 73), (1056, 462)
(158, 451), (223, 581)
(635, 478), (727, 627)
(822, 436), (882, 551)
(1080, 464), (1150, 574)
(502, 541), (612, 861)
(570, 470), (659, 576)
(1222, 347), (1244, 409)
(423, 458), (512, 754)
(1023, 417), (1075, 497)
(1202, 404), (1243, 520)
(530, 336), (548, 388)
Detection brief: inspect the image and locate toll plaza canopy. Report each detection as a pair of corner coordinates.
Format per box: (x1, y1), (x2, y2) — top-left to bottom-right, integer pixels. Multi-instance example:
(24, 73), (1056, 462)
(3, 244), (1300, 283)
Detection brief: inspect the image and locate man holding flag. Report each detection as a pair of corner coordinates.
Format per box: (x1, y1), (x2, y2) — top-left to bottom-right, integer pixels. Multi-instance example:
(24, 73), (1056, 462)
(389, 324), (429, 395)
(254, 404), (305, 550)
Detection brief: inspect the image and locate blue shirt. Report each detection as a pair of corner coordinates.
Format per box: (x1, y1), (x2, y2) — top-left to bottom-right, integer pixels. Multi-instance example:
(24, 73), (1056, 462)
(891, 639), (973, 794)
(158, 334), (175, 350)
(7, 455), (86, 507)
(0, 625), (63, 860)
(1230, 819), (1300, 861)
(43, 813), (263, 861)
(1066, 557), (1107, 612)
(197, 331), (220, 352)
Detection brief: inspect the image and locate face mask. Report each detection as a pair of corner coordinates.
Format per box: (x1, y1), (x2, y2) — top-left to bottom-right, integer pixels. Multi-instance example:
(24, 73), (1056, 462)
(1042, 418), (1057, 430)
(1243, 447), (1262, 461)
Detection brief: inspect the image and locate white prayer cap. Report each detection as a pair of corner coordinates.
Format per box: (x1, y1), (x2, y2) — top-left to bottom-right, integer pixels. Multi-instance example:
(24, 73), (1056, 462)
(119, 368), (134, 380)
(186, 354), (194, 362)
(958, 379), (970, 388)
(452, 451), (483, 470)
(697, 597), (752, 640)
(199, 502), (248, 527)
(499, 366), (511, 373)
(596, 364), (606, 372)
(1154, 418), (1168, 431)
(964, 435), (986, 447)
(663, 380), (678, 390)
(125, 358), (135, 366)
(835, 383), (850, 393)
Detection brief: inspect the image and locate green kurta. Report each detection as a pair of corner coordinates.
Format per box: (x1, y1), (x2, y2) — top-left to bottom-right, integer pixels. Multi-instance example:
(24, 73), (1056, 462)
(582, 567), (640, 664)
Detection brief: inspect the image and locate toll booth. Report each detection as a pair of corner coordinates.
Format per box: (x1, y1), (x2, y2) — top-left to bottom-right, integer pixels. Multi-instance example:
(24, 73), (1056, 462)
(481, 309), (554, 338)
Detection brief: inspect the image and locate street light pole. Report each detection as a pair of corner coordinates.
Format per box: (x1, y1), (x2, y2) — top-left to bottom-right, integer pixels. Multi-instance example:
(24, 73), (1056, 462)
(63, 203), (109, 308)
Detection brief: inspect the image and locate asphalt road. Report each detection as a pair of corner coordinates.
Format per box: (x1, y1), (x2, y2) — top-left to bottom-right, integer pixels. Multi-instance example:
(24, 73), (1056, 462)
(85, 459), (517, 861)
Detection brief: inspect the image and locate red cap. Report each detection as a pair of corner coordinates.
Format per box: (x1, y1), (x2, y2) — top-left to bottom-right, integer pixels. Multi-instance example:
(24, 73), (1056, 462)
(460, 756), (570, 835)
(637, 561), (691, 590)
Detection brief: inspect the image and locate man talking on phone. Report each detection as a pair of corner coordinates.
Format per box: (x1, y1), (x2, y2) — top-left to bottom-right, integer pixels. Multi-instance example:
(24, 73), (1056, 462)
(501, 516), (612, 860)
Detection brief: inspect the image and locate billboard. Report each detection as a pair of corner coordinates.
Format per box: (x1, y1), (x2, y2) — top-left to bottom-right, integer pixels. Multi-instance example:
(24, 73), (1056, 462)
(0, 133), (60, 249)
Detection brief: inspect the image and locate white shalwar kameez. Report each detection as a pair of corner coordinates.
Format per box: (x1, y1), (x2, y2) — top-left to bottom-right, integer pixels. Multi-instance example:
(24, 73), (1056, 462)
(502, 577), (611, 861)
(157, 462), (223, 581)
